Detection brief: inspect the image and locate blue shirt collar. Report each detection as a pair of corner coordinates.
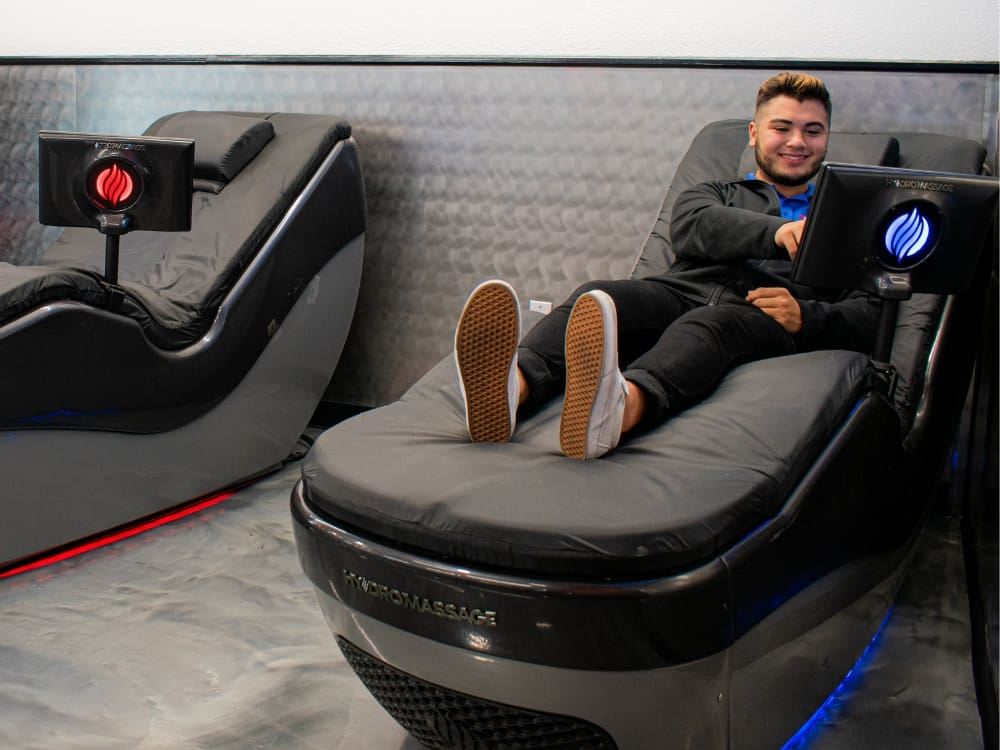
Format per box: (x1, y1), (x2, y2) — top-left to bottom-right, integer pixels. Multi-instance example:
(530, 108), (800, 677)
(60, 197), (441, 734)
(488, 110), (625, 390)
(746, 172), (814, 220)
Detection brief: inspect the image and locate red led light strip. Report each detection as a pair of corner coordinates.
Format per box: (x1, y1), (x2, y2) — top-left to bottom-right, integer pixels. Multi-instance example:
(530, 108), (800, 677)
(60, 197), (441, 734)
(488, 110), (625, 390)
(0, 490), (236, 580)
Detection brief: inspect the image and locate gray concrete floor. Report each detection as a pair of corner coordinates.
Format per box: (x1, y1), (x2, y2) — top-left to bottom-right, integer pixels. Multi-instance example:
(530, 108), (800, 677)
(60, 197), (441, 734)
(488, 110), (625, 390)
(0, 462), (985, 749)
(794, 514), (984, 750)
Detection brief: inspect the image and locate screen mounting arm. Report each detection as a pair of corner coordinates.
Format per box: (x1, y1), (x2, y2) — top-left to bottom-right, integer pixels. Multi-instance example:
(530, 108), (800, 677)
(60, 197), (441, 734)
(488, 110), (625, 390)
(867, 271), (913, 398)
(96, 212), (133, 286)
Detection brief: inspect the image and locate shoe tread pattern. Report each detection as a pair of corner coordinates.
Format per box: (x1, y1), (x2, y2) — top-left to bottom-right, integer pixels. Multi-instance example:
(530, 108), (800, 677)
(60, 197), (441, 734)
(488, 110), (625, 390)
(560, 294), (605, 459)
(456, 283), (519, 442)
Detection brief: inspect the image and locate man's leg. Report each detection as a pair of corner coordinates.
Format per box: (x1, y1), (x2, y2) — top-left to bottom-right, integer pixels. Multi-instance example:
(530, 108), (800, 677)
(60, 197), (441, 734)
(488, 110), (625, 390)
(622, 304), (797, 428)
(517, 278), (696, 411)
(456, 277), (695, 448)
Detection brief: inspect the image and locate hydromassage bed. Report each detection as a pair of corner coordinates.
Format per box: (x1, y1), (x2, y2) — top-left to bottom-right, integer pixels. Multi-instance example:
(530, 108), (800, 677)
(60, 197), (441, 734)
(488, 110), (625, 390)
(0, 111), (366, 573)
(292, 121), (995, 749)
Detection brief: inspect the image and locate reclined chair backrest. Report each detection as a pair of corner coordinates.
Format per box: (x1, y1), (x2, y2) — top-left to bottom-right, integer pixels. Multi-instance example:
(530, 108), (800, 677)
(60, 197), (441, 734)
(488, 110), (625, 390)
(0, 110), (364, 434)
(631, 119), (989, 439)
(38, 111), (354, 349)
(631, 119), (903, 275)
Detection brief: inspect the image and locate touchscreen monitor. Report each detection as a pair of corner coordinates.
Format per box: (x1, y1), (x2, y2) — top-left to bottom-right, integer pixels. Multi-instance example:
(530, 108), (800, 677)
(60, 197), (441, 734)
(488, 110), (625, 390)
(792, 163), (998, 295)
(38, 131), (194, 233)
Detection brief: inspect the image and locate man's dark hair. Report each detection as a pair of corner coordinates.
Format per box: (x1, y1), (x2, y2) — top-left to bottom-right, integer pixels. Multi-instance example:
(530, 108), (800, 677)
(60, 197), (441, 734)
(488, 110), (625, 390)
(756, 72), (832, 121)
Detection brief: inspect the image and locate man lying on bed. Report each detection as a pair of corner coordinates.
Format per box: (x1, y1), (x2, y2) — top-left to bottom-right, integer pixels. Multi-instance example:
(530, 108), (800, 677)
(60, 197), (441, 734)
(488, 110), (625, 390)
(455, 71), (880, 460)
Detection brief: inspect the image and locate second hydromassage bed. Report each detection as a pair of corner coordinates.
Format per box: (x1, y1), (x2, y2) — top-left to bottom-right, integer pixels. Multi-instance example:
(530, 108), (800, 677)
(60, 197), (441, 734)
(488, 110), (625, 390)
(0, 111), (366, 574)
(291, 120), (995, 749)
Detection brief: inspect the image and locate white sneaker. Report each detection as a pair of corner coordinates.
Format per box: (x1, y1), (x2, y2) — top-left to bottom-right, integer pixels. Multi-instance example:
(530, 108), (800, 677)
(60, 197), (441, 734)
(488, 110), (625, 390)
(560, 290), (627, 459)
(455, 280), (521, 442)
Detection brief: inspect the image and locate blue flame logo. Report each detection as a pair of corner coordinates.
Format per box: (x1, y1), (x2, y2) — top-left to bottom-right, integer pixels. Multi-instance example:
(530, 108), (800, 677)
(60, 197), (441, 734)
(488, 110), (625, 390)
(884, 207), (932, 265)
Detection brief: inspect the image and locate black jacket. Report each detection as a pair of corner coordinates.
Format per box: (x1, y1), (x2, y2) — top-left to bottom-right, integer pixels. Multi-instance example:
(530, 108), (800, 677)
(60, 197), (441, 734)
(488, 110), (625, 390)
(660, 178), (880, 353)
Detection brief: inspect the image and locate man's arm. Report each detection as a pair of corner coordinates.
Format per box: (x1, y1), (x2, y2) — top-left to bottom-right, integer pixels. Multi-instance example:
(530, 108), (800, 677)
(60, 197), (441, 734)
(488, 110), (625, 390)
(670, 180), (793, 263)
(796, 291), (882, 353)
(748, 286), (881, 353)
(746, 287), (802, 333)
(775, 220), (805, 260)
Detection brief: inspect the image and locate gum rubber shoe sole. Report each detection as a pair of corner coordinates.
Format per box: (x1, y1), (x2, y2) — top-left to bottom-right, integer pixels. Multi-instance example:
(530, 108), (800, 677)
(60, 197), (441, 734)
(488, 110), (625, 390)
(560, 293), (608, 459)
(455, 282), (520, 442)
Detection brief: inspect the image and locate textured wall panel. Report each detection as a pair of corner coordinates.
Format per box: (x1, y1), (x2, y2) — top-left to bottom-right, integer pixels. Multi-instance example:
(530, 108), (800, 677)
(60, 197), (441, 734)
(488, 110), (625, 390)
(2, 64), (996, 407)
(0, 66), (76, 264)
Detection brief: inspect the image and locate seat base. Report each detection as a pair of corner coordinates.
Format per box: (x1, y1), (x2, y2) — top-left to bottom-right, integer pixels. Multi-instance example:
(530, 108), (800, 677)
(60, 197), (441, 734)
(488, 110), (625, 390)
(302, 543), (908, 750)
(0, 236), (362, 571)
(301, 349), (871, 578)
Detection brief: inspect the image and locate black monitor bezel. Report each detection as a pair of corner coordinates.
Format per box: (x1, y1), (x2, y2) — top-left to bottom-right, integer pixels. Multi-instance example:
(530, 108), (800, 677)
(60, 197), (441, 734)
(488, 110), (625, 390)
(791, 162), (998, 296)
(38, 130), (195, 233)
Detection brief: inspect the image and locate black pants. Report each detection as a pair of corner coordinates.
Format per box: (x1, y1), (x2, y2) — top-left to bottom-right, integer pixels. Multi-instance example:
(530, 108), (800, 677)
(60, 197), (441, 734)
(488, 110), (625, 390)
(517, 278), (796, 427)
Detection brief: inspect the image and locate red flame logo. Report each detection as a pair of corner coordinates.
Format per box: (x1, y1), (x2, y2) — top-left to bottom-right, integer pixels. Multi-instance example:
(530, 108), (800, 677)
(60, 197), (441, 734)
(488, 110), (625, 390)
(94, 163), (135, 207)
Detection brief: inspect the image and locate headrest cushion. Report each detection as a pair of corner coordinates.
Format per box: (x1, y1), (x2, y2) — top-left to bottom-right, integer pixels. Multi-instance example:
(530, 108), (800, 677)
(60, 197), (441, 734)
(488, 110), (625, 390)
(145, 111), (275, 188)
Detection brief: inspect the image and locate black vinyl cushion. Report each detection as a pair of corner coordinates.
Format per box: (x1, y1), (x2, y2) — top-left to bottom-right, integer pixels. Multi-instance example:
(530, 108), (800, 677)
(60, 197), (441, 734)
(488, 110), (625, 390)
(302, 349), (870, 577)
(146, 111), (275, 187)
(894, 131), (988, 172)
(0, 263), (107, 322)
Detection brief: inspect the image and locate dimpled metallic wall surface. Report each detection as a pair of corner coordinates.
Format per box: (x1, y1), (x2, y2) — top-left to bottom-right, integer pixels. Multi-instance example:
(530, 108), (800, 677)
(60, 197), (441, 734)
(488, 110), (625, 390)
(0, 63), (996, 408)
(0, 66), (76, 265)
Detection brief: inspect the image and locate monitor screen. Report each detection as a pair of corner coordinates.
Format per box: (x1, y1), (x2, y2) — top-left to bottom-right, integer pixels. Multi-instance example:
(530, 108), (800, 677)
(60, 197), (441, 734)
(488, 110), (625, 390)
(38, 131), (195, 233)
(792, 163), (998, 296)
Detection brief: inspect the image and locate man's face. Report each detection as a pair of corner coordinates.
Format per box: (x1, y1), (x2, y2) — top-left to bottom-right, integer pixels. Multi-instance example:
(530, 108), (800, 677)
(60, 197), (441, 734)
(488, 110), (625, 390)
(749, 95), (829, 195)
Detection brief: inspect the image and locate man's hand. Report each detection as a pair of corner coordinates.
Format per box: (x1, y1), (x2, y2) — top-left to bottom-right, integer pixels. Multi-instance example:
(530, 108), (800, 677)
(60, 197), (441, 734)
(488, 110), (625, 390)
(747, 287), (803, 334)
(775, 218), (805, 260)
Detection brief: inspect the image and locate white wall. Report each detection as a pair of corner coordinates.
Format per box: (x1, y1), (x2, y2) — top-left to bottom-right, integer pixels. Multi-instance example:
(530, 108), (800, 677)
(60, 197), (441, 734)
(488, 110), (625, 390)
(3, 0), (997, 62)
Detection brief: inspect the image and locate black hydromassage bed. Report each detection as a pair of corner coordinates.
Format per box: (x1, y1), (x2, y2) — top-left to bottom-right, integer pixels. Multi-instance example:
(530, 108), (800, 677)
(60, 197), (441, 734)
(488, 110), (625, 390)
(0, 111), (366, 573)
(292, 121), (994, 749)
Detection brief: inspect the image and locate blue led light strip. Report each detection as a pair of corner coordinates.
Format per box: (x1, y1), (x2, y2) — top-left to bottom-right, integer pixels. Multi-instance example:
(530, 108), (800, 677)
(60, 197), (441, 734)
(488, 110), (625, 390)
(780, 607), (895, 749)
